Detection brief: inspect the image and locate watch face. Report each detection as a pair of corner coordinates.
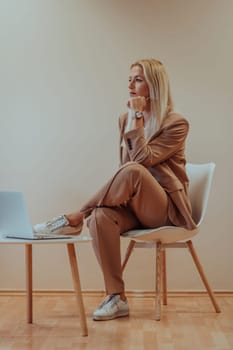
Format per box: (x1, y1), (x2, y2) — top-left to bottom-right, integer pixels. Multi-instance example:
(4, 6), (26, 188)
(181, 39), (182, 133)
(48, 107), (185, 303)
(135, 111), (144, 119)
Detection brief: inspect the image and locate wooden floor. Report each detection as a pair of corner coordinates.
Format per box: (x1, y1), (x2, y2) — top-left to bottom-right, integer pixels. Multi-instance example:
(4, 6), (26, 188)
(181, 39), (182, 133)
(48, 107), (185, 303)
(0, 293), (232, 350)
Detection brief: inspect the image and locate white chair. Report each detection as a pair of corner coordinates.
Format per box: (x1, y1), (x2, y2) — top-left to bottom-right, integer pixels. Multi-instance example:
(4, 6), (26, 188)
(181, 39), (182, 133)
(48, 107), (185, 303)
(121, 163), (221, 320)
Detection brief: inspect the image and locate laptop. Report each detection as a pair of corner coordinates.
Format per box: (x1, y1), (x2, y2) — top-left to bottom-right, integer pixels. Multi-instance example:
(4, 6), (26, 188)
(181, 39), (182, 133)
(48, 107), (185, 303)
(0, 191), (72, 240)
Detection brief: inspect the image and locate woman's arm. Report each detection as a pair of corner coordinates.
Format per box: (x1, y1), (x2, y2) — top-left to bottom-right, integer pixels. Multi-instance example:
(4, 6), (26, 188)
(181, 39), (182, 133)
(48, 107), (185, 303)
(122, 114), (189, 167)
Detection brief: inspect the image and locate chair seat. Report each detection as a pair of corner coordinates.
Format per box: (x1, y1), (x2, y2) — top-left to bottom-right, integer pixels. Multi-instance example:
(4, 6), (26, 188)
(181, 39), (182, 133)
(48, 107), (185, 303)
(122, 225), (198, 244)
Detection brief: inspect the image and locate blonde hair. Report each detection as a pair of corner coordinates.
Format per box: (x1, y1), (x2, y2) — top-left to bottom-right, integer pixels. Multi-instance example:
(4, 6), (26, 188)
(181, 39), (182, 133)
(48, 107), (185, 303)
(130, 59), (174, 136)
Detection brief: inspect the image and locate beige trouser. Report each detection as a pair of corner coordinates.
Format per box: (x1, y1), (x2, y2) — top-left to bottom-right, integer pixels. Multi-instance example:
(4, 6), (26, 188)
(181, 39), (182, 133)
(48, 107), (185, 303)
(85, 162), (169, 295)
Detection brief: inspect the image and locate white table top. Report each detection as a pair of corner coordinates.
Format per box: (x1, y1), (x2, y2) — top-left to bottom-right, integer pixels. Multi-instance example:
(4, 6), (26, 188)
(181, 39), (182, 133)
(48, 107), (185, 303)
(0, 234), (92, 245)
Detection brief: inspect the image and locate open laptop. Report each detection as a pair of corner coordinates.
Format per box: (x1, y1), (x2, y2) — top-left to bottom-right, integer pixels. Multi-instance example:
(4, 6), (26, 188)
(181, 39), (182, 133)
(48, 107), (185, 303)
(0, 191), (72, 240)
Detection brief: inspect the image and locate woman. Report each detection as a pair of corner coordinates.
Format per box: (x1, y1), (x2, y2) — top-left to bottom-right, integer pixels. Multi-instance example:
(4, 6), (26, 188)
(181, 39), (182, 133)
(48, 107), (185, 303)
(34, 59), (196, 321)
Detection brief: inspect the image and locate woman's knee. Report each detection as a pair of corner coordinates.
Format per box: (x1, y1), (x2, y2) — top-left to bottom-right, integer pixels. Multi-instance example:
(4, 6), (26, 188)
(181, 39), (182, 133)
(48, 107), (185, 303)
(87, 207), (118, 233)
(119, 161), (146, 178)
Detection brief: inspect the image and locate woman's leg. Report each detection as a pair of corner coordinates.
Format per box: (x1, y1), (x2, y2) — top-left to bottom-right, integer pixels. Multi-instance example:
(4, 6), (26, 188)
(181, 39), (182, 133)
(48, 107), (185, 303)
(79, 162), (169, 228)
(67, 162), (168, 227)
(66, 211), (84, 226)
(87, 206), (140, 295)
(78, 162), (168, 295)
(65, 162), (169, 320)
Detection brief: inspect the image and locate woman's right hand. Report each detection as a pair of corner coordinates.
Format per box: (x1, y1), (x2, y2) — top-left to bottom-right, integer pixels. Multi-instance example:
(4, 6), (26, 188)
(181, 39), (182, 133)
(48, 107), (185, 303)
(127, 96), (146, 112)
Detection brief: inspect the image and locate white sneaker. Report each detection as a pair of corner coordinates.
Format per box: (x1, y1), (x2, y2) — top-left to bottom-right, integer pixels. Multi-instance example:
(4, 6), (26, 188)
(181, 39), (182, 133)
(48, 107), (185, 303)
(93, 294), (129, 321)
(33, 215), (83, 236)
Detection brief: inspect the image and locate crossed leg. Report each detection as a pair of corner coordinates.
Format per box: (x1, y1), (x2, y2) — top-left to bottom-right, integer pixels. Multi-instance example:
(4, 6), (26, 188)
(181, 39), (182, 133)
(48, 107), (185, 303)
(66, 162), (169, 295)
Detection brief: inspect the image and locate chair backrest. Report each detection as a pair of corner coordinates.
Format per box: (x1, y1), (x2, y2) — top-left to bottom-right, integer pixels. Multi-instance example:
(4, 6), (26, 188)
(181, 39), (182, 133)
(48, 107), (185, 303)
(186, 163), (216, 226)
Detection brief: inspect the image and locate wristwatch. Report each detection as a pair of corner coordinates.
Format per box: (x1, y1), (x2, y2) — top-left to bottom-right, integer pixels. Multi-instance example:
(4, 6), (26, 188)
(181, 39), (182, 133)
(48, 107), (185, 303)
(135, 111), (144, 119)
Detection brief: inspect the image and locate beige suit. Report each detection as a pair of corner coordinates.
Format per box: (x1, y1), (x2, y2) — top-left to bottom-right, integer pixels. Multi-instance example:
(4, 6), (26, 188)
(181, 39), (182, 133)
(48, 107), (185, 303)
(80, 112), (196, 294)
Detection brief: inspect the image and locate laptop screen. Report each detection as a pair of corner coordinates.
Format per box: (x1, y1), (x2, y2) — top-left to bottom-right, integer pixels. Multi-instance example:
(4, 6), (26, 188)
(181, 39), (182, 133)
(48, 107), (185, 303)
(0, 191), (33, 237)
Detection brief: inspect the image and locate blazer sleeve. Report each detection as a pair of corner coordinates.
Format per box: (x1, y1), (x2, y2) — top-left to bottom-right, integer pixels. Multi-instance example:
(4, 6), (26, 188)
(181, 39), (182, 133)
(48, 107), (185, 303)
(123, 116), (189, 167)
(118, 113), (128, 166)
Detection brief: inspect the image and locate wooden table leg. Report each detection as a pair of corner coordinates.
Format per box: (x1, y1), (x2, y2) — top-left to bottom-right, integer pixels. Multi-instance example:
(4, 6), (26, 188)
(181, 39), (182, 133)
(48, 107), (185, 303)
(25, 244), (33, 323)
(67, 243), (88, 336)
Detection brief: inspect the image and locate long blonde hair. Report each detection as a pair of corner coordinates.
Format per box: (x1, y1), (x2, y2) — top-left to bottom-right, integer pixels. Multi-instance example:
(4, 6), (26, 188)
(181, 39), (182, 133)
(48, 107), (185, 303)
(130, 59), (174, 139)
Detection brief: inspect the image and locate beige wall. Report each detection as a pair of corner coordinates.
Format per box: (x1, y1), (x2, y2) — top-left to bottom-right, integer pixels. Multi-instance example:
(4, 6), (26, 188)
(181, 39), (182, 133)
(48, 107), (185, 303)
(0, 0), (232, 291)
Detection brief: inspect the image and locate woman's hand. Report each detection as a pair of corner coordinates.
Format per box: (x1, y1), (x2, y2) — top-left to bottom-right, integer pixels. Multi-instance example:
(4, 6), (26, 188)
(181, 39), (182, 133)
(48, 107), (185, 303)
(127, 96), (146, 112)
(127, 96), (146, 129)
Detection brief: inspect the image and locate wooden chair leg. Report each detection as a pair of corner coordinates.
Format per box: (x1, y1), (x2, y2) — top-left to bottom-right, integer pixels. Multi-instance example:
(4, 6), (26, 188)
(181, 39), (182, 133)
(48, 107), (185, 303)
(161, 248), (167, 306)
(187, 240), (221, 313)
(67, 243), (88, 336)
(155, 242), (162, 320)
(122, 240), (136, 272)
(25, 244), (33, 323)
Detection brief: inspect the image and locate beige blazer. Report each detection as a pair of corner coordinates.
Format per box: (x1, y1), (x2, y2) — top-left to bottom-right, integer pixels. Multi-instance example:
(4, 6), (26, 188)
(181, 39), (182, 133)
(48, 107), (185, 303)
(119, 112), (197, 230)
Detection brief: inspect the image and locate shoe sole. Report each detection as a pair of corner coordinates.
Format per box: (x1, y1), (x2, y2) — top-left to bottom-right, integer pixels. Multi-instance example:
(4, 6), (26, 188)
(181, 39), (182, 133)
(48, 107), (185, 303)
(93, 310), (129, 321)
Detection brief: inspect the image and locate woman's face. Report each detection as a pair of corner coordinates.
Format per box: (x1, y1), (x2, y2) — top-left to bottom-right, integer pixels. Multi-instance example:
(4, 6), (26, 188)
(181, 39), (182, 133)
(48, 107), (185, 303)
(128, 65), (150, 98)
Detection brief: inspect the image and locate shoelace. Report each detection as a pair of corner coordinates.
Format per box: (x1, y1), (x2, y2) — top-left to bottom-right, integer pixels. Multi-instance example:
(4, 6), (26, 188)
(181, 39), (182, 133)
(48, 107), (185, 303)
(47, 216), (66, 230)
(98, 294), (120, 310)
